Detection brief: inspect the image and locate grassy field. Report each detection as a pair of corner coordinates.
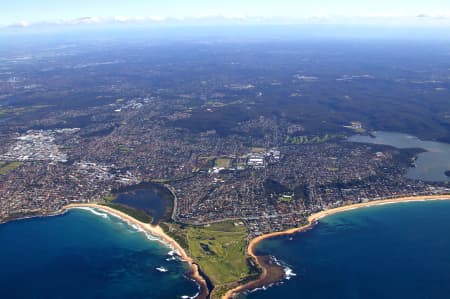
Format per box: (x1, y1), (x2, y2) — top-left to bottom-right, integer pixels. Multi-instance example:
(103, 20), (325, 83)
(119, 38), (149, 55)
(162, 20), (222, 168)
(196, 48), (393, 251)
(214, 157), (231, 169)
(160, 222), (190, 251)
(279, 194), (293, 202)
(118, 145), (133, 153)
(187, 221), (254, 298)
(0, 162), (23, 175)
(103, 194), (117, 202)
(284, 134), (341, 145)
(161, 220), (257, 298)
(251, 147), (266, 153)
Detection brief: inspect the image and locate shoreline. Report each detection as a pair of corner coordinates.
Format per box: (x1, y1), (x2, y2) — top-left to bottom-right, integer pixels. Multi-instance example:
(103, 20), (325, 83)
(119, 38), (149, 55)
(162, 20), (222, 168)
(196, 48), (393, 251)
(63, 203), (210, 299)
(223, 194), (450, 299)
(2, 194), (450, 299)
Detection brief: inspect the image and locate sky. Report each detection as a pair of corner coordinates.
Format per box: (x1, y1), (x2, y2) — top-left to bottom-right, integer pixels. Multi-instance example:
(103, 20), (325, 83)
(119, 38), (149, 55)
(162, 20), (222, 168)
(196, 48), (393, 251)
(2, 0), (450, 28)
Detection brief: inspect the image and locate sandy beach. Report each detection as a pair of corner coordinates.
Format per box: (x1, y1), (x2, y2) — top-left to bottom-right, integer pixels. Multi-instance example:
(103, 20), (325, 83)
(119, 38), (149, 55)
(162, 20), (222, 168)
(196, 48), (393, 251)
(223, 194), (450, 299)
(63, 203), (209, 299)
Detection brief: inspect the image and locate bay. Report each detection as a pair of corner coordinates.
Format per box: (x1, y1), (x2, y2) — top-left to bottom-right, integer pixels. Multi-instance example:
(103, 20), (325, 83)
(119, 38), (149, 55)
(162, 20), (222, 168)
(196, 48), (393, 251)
(0, 208), (198, 299)
(248, 200), (450, 299)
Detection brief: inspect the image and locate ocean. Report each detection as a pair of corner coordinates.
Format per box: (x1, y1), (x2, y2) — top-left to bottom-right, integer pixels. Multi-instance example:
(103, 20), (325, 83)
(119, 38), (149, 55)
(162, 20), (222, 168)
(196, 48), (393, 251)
(246, 200), (450, 299)
(0, 208), (198, 299)
(3, 201), (450, 299)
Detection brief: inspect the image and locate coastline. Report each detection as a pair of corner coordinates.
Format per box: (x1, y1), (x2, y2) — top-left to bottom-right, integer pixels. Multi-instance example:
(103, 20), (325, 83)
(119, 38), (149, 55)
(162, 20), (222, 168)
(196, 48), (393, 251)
(63, 203), (209, 299)
(223, 194), (450, 299)
(2, 194), (450, 299)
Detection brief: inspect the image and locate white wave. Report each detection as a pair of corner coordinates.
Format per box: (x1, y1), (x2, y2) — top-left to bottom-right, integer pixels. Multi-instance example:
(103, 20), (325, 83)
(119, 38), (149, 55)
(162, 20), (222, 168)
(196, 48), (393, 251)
(156, 266), (168, 272)
(270, 255), (282, 266)
(284, 266), (297, 280)
(181, 292), (200, 299)
(166, 251), (182, 262)
(116, 220), (175, 249)
(70, 206), (187, 265)
(168, 249), (182, 257)
(374, 202), (398, 206)
(73, 207), (109, 219)
(273, 257), (297, 280)
(184, 277), (202, 299)
(74, 206), (185, 262)
(144, 231), (161, 242)
(189, 292), (200, 299)
(129, 222), (145, 233)
(112, 217), (164, 244)
(248, 285), (268, 293)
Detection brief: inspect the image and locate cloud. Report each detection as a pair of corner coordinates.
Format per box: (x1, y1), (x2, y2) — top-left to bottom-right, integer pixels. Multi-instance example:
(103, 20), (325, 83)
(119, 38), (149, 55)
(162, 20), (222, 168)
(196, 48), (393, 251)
(0, 15), (260, 30)
(2, 16), (170, 29)
(6, 21), (33, 28)
(71, 17), (103, 24)
(2, 13), (450, 30)
(414, 12), (450, 19)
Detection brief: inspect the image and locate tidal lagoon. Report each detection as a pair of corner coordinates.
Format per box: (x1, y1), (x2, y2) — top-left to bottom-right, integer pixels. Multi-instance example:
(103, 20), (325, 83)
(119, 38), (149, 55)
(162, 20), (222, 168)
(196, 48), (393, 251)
(349, 131), (450, 182)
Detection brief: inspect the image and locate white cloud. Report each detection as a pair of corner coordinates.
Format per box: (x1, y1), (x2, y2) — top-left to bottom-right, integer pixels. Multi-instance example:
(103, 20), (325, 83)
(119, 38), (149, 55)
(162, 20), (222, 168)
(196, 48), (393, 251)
(7, 21), (32, 28)
(415, 13), (450, 19)
(1, 15), (262, 29)
(3, 13), (450, 30)
(71, 17), (103, 24)
(2, 16), (169, 29)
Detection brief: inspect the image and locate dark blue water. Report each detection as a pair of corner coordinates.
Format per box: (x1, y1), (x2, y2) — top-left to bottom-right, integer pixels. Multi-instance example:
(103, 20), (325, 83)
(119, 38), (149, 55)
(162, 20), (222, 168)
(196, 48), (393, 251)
(115, 188), (169, 225)
(0, 208), (198, 299)
(247, 200), (450, 299)
(349, 131), (450, 182)
(0, 97), (16, 106)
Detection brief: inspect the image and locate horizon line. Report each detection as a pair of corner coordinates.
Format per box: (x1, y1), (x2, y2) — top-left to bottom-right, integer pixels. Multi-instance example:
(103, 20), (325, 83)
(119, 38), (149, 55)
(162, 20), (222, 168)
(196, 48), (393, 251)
(3, 14), (450, 30)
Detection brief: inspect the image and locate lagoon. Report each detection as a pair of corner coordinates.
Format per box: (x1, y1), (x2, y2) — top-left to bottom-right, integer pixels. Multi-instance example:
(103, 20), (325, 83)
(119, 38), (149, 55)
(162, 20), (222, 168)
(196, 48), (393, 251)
(349, 131), (450, 182)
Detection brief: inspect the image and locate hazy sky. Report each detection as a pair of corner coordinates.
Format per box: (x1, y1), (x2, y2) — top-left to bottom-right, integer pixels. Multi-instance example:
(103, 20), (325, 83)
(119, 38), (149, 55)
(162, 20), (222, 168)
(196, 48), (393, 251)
(2, 0), (450, 26)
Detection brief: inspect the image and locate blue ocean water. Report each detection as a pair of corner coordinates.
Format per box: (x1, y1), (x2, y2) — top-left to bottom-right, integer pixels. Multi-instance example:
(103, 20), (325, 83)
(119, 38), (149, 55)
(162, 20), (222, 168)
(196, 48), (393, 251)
(247, 200), (450, 299)
(0, 208), (198, 299)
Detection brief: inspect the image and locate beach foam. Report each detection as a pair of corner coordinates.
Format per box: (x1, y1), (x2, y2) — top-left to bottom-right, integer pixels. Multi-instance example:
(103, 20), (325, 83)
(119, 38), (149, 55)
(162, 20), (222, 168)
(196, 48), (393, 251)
(166, 251), (182, 262)
(73, 207), (109, 219)
(128, 222), (164, 244)
(168, 249), (180, 256)
(284, 267), (297, 280)
(271, 256), (296, 280)
(248, 285), (269, 293)
(181, 292), (200, 299)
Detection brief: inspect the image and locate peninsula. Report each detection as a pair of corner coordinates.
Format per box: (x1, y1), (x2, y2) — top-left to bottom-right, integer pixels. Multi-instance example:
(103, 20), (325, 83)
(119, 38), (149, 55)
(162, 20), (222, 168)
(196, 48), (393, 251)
(58, 195), (450, 299)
